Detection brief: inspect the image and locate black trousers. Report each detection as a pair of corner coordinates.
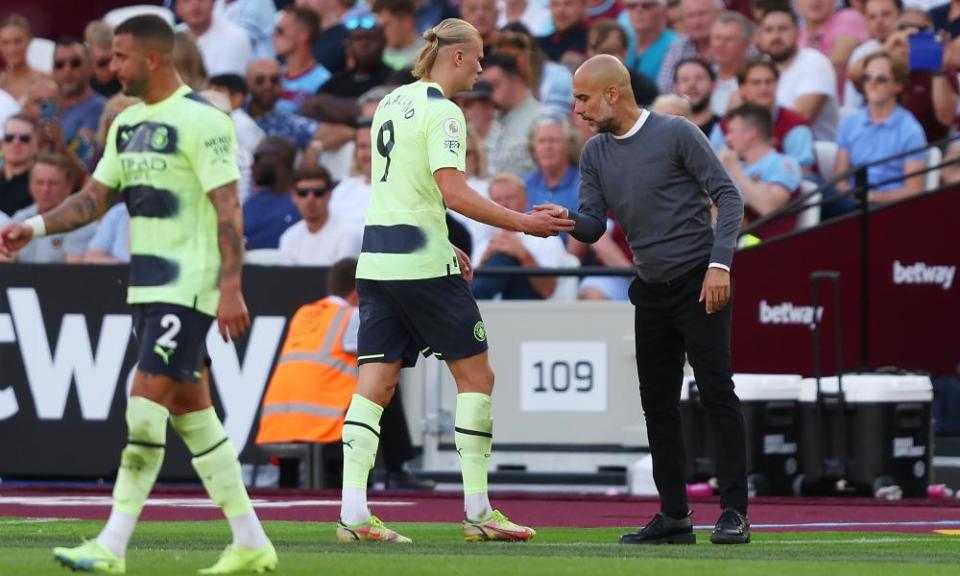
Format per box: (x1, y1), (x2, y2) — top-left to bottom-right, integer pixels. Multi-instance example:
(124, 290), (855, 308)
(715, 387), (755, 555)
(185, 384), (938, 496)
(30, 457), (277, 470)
(629, 264), (748, 517)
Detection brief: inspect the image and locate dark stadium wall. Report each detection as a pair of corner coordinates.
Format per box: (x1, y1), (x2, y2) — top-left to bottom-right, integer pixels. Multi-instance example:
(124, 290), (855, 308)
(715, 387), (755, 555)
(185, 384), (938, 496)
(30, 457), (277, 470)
(1, 1), (155, 45)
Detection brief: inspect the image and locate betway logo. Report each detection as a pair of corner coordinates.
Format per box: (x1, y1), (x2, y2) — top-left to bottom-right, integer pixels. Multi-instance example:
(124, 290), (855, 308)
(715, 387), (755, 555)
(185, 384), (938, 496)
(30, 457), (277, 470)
(759, 300), (824, 326)
(892, 260), (955, 290)
(0, 288), (286, 448)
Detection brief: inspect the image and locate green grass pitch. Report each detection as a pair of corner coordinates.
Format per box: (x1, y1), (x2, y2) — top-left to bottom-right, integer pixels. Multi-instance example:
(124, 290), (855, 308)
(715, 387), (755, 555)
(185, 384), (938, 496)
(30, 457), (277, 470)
(1, 518), (958, 575)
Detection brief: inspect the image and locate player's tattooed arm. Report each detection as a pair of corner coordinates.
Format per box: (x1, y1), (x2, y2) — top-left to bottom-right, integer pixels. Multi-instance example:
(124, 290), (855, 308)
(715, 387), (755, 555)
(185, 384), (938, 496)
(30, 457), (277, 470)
(208, 182), (244, 291)
(41, 179), (120, 235)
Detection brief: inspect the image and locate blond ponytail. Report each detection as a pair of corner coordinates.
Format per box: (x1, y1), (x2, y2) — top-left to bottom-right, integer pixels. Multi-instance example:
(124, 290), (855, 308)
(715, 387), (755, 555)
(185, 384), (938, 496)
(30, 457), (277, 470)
(412, 18), (481, 79)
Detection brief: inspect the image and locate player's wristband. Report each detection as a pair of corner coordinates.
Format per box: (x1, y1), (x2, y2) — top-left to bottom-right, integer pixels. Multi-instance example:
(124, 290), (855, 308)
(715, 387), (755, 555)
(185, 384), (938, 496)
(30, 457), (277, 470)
(24, 215), (46, 238)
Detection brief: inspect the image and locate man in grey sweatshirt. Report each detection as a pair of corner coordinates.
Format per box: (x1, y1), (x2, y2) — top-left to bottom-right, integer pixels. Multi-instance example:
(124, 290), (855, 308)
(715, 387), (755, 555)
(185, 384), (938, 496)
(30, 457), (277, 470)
(536, 55), (750, 545)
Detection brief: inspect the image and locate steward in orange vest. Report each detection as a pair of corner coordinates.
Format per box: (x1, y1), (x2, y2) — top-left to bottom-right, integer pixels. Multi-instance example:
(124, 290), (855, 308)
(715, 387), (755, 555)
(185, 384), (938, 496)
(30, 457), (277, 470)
(257, 259), (360, 444)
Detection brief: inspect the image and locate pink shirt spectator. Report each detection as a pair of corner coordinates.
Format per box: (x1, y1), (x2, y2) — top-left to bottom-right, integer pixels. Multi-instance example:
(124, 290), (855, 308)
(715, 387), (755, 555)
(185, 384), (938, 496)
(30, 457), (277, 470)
(799, 9), (868, 58)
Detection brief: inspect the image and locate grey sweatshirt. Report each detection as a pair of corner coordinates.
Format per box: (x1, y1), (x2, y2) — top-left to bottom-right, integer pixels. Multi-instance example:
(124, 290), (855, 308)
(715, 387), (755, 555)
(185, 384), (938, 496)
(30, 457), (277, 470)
(570, 111), (744, 284)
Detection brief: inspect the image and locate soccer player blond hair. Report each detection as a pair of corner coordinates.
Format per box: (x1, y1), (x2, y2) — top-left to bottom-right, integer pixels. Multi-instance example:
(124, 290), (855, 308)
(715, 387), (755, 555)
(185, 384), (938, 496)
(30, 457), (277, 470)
(335, 18), (573, 544)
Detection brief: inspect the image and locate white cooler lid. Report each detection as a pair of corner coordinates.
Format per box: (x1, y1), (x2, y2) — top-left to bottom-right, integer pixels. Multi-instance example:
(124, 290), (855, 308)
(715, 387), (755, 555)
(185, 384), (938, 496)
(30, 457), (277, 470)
(682, 374), (803, 401)
(799, 374), (933, 403)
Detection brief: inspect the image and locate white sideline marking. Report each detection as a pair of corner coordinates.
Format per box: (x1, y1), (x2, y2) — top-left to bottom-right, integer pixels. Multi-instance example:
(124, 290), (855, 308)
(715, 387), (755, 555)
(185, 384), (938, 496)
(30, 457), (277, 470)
(692, 520), (960, 530)
(0, 496), (413, 509)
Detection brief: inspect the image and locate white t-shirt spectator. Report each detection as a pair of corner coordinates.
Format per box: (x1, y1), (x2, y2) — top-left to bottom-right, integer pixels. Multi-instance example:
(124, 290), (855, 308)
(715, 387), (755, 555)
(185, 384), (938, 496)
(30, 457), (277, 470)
(329, 176), (373, 231)
(496, 0), (553, 36)
(0, 88), (19, 136)
(278, 217), (361, 266)
(711, 77), (739, 116)
(12, 204), (97, 263)
(180, 16), (252, 76)
(471, 230), (568, 269)
(776, 48), (840, 142)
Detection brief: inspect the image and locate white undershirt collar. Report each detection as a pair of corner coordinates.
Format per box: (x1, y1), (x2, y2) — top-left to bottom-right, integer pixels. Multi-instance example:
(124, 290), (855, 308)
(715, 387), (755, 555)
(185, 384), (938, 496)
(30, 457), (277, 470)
(612, 108), (650, 140)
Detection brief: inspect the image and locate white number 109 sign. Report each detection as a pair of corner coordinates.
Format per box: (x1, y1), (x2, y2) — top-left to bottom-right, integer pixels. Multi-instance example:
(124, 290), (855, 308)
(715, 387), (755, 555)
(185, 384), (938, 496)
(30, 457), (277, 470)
(520, 342), (607, 412)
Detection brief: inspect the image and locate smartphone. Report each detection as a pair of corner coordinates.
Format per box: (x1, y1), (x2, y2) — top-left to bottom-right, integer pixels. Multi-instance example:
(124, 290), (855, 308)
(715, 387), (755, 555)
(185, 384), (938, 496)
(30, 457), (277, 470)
(39, 98), (59, 121)
(909, 31), (944, 72)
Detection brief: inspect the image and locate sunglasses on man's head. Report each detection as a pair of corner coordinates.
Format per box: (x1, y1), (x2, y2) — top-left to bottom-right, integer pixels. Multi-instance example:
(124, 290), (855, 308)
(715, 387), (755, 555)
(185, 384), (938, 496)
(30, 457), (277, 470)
(345, 15), (377, 31)
(295, 186), (328, 198)
(253, 74), (282, 86)
(54, 57), (84, 70)
(3, 133), (31, 144)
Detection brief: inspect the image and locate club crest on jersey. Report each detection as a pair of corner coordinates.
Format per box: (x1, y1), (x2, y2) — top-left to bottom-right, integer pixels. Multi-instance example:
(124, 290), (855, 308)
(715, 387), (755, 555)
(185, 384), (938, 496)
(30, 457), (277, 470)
(151, 127), (169, 151)
(443, 118), (462, 138)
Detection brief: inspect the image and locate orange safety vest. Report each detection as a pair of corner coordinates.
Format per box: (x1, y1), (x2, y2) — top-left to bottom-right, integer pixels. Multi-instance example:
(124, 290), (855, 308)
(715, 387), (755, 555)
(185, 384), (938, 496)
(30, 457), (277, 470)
(256, 297), (358, 444)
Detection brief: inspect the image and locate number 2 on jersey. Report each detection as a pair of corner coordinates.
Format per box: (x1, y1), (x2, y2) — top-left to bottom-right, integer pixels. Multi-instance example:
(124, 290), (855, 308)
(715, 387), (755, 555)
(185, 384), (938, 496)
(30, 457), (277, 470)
(377, 120), (396, 182)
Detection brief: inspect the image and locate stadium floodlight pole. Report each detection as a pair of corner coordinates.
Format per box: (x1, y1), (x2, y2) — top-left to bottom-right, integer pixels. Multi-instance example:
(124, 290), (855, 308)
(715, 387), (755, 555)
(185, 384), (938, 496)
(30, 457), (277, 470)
(855, 166), (870, 372)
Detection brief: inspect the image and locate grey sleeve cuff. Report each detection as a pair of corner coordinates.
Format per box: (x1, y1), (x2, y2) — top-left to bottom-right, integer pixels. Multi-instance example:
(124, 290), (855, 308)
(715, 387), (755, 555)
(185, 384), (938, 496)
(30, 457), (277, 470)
(569, 210), (605, 244)
(709, 245), (735, 270)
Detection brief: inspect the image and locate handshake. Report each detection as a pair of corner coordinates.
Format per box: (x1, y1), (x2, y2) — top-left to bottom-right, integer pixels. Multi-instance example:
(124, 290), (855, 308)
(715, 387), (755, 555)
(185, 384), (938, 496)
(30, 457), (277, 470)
(520, 203), (575, 237)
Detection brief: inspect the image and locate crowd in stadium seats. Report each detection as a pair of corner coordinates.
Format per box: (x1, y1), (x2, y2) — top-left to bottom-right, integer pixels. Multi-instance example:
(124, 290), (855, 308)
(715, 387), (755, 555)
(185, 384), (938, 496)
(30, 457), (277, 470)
(1, 0), (957, 296)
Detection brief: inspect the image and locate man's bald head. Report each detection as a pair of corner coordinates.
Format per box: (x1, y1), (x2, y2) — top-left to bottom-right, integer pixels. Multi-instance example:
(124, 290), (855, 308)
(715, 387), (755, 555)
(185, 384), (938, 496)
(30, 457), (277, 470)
(247, 59), (282, 110)
(572, 55), (637, 134)
(247, 58), (281, 81)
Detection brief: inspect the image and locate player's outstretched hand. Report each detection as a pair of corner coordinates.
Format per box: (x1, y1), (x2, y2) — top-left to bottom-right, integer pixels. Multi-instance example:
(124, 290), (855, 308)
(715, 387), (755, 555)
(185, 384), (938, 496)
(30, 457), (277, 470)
(522, 205), (574, 237)
(0, 223), (34, 259)
(453, 245), (473, 283)
(217, 289), (251, 342)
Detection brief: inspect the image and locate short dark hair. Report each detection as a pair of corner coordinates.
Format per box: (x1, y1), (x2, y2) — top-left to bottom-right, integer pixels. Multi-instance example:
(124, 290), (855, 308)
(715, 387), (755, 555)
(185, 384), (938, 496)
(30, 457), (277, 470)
(33, 152), (74, 183)
(737, 57), (779, 85)
(587, 19), (629, 53)
(294, 163), (333, 187)
(725, 102), (773, 140)
(54, 35), (85, 49)
(373, 0), (416, 17)
(761, 5), (799, 26)
(864, 0), (903, 12)
(327, 258), (358, 298)
(209, 73), (248, 96)
(284, 6), (321, 44)
(484, 52), (522, 78)
(4, 112), (37, 133)
(862, 50), (909, 87)
(674, 56), (716, 84)
(114, 14), (175, 55)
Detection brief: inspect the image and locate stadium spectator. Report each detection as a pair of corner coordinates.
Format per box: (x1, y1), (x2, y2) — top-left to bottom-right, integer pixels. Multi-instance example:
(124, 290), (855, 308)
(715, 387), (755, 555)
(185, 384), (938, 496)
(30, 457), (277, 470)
(870, 9), (960, 143)
(11, 153), (96, 263)
(460, 0), (501, 52)
(618, 0), (678, 85)
(538, 0), (591, 63)
(0, 114), (37, 217)
(498, 0), (553, 36)
(317, 24), (393, 99)
(718, 103), (803, 238)
(656, 0), (722, 93)
(930, 0), (960, 32)
(84, 22), (121, 98)
(673, 57), (723, 141)
(471, 173), (567, 299)
(52, 37), (106, 172)
(666, 0), (687, 34)
(299, 0), (352, 74)
(329, 121), (375, 230)
(586, 0), (625, 24)
(208, 74), (265, 162)
(454, 79), (497, 143)
(22, 79), (88, 187)
(245, 59), (329, 160)
(843, 0), (901, 109)
(175, 0), (253, 75)
(375, 0), (427, 70)
(218, 0), (278, 59)
(482, 53), (546, 176)
(0, 15), (49, 103)
(709, 11), (752, 115)
(494, 28), (575, 115)
(0, 87), (16, 137)
(449, 129), (496, 251)
(243, 136), (302, 250)
(759, 7), (839, 141)
(414, 0), (460, 32)
(172, 30), (209, 90)
(651, 92), (692, 116)
(797, 0), (868, 84)
(524, 115), (581, 216)
(834, 51), (927, 206)
(587, 20), (659, 106)
(279, 164), (360, 265)
(574, 216), (635, 301)
(274, 6), (331, 115)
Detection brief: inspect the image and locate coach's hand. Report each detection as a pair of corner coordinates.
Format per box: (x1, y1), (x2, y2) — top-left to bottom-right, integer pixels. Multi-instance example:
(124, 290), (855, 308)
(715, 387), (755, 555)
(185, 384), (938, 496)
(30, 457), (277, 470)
(453, 245), (473, 283)
(217, 288), (251, 342)
(0, 223), (33, 259)
(523, 205), (574, 237)
(699, 267), (730, 314)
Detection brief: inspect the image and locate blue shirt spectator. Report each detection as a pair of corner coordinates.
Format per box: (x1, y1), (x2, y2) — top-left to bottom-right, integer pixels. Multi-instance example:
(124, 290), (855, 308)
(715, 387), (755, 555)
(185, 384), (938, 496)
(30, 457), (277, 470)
(86, 202), (130, 262)
(744, 149), (803, 194)
(838, 105), (927, 193)
(249, 107), (320, 151)
(524, 165), (580, 213)
(220, 0), (277, 59)
(278, 65), (331, 115)
(618, 11), (677, 84)
(243, 189), (301, 249)
(62, 92), (105, 170)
